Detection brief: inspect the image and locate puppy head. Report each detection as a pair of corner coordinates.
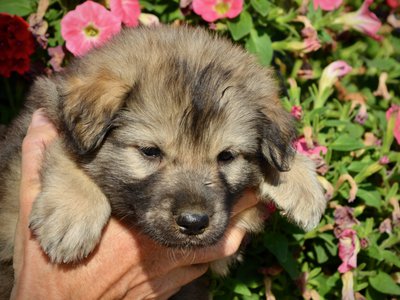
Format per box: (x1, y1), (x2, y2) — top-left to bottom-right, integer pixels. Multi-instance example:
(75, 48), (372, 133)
(53, 26), (324, 247)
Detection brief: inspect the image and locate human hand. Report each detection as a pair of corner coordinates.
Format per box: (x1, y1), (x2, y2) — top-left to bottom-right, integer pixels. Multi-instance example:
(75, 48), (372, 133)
(11, 109), (259, 300)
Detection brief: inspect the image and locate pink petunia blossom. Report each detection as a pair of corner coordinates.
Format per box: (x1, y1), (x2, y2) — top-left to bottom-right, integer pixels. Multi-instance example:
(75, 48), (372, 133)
(355, 104), (368, 125)
(386, 105), (400, 145)
(110, 0), (141, 27)
(294, 137), (327, 157)
(295, 136), (329, 175)
(296, 15), (321, 54)
(379, 156), (390, 165)
(319, 60), (352, 94)
(335, 0), (382, 40)
(387, 0), (400, 8)
(192, 0), (243, 22)
(313, 0), (343, 11)
(334, 206), (359, 235)
(291, 105), (303, 120)
(303, 37), (321, 53)
(48, 46), (65, 72)
(389, 197), (400, 226)
(61, 1), (121, 56)
(338, 229), (360, 273)
(379, 218), (392, 234)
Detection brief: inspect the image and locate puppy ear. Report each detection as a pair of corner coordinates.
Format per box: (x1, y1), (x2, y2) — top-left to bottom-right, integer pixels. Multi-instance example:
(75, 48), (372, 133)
(59, 73), (130, 154)
(260, 153), (327, 231)
(261, 109), (296, 172)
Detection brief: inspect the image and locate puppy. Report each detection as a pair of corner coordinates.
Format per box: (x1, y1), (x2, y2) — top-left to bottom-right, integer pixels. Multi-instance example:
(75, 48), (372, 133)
(0, 26), (326, 299)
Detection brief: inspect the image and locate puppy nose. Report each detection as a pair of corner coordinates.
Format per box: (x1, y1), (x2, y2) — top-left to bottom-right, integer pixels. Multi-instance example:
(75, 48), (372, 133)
(176, 212), (209, 235)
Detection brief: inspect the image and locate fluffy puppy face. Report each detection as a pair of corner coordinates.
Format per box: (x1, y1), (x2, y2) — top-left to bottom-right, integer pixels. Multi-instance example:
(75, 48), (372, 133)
(54, 26), (296, 248)
(88, 73), (265, 247)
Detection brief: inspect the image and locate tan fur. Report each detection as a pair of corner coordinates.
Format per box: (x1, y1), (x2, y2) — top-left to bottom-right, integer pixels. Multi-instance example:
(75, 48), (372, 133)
(29, 141), (111, 263)
(0, 26), (326, 298)
(260, 154), (326, 231)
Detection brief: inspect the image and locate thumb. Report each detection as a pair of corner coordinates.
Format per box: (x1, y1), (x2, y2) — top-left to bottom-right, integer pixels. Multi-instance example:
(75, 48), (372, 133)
(19, 109), (58, 215)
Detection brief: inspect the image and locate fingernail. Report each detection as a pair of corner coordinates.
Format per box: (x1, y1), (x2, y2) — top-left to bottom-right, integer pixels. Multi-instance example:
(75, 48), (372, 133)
(30, 109), (50, 128)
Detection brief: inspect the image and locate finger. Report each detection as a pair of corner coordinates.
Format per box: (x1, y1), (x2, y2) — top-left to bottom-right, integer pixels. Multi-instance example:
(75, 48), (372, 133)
(20, 109), (58, 214)
(125, 264), (208, 300)
(13, 110), (58, 284)
(231, 188), (259, 217)
(156, 288), (181, 300)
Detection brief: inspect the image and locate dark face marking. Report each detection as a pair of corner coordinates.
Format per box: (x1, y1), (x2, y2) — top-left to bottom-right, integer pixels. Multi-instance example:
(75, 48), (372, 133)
(93, 163), (245, 248)
(186, 62), (234, 144)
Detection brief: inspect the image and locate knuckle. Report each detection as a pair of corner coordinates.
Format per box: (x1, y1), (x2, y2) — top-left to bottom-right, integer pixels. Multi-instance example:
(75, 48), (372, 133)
(223, 239), (241, 257)
(191, 263), (209, 277)
(221, 229), (244, 257)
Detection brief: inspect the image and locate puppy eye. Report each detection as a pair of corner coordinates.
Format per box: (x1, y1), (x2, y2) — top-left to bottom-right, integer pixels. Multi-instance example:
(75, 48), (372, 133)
(140, 147), (162, 159)
(217, 150), (236, 163)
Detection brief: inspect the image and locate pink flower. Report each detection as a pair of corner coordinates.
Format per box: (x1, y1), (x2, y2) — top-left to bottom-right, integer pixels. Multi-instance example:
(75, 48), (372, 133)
(335, 0), (382, 40)
(379, 218), (392, 234)
(386, 105), (400, 145)
(303, 37), (321, 53)
(110, 0), (141, 27)
(387, 0), (400, 9)
(338, 229), (360, 273)
(192, 0), (243, 22)
(379, 156), (390, 165)
(294, 137), (327, 157)
(313, 0), (343, 11)
(48, 46), (65, 72)
(319, 60), (352, 94)
(61, 1), (121, 56)
(389, 197), (400, 226)
(355, 104), (368, 125)
(291, 105), (303, 120)
(295, 16), (321, 54)
(334, 206), (359, 234)
(294, 136), (328, 175)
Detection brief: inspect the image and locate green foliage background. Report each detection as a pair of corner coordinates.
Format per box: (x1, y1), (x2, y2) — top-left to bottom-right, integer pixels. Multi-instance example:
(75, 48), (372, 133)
(1, 0), (399, 299)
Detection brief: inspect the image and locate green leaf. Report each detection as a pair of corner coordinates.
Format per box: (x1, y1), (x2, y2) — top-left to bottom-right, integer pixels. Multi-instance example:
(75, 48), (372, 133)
(357, 189), (382, 209)
(348, 161), (371, 173)
(264, 233), (299, 279)
(381, 250), (400, 268)
(369, 272), (400, 295)
(45, 8), (63, 22)
(324, 120), (350, 127)
(0, 0), (35, 16)
(227, 11), (253, 41)
(245, 29), (273, 66)
(308, 267), (322, 279)
(315, 273), (340, 297)
(330, 135), (365, 151)
(264, 232), (288, 262)
(250, 0), (270, 17)
(346, 123), (365, 139)
(386, 183), (399, 201)
(233, 282), (252, 296)
(47, 20), (64, 47)
(314, 244), (329, 264)
(366, 245), (382, 261)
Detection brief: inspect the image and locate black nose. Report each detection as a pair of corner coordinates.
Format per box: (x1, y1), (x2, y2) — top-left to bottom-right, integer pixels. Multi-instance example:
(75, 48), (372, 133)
(176, 212), (209, 235)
